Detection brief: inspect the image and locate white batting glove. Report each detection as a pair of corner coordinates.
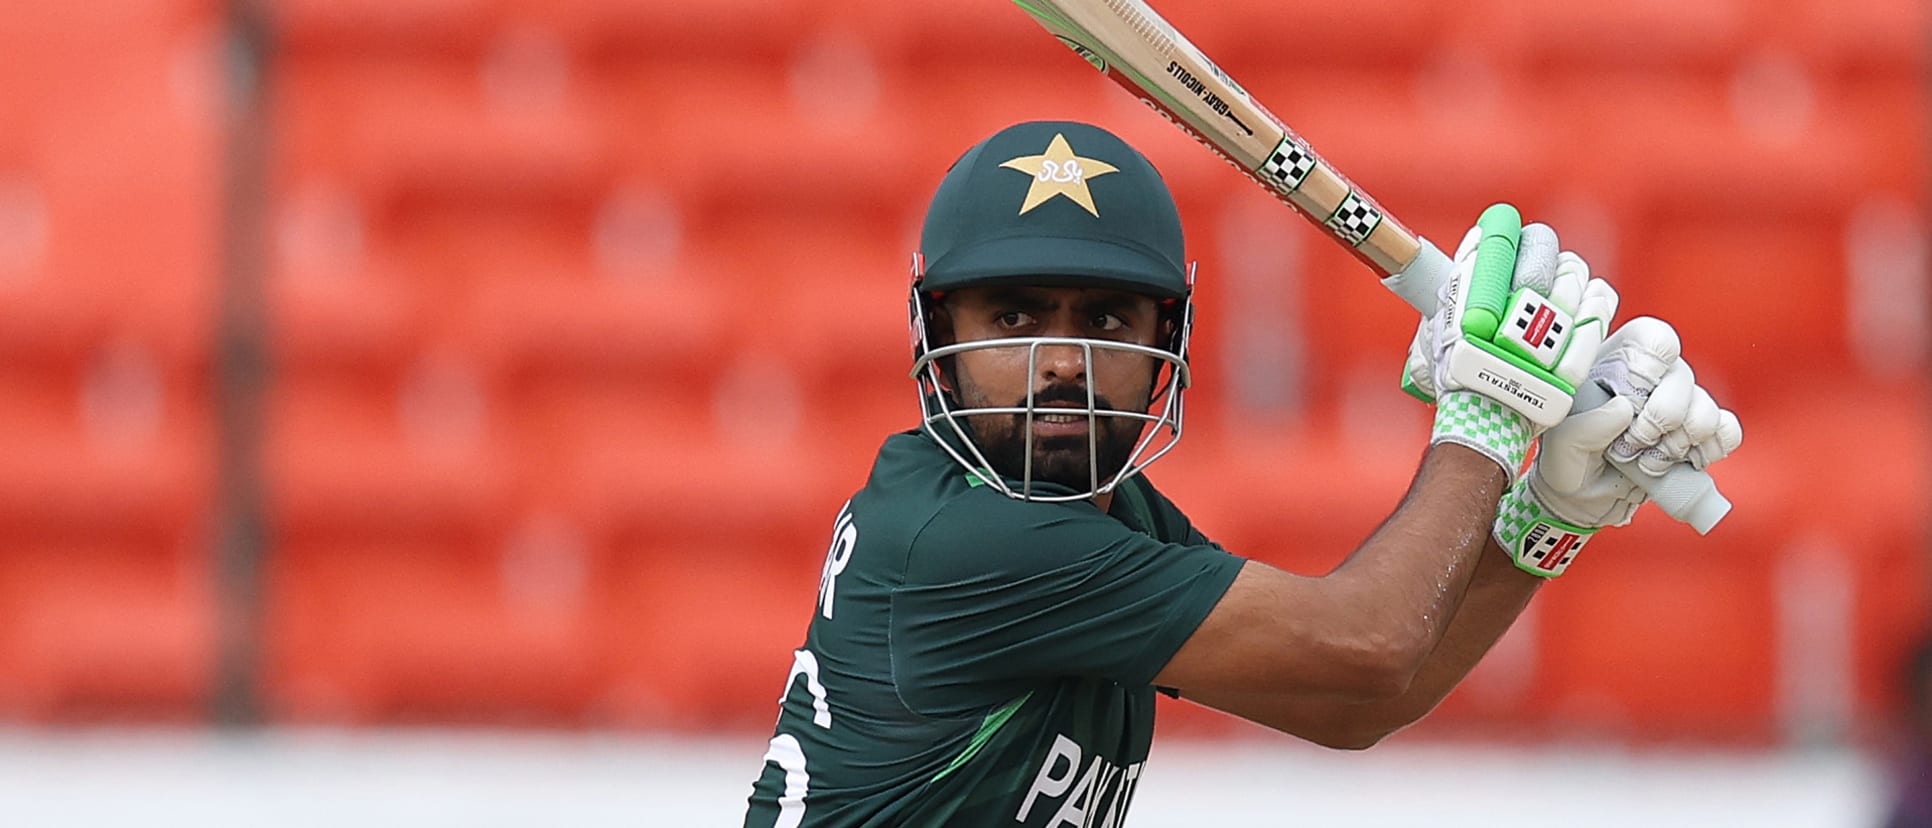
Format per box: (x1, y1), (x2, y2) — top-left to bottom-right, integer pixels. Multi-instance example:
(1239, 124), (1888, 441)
(1494, 317), (1745, 577)
(1412, 211), (1619, 479)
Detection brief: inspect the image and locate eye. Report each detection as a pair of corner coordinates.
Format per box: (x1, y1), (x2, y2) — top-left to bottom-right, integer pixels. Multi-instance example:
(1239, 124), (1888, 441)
(1092, 313), (1126, 332)
(996, 311), (1035, 329)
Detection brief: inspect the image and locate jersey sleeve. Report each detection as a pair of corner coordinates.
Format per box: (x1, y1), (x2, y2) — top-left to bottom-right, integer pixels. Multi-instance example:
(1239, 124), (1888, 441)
(889, 490), (1246, 717)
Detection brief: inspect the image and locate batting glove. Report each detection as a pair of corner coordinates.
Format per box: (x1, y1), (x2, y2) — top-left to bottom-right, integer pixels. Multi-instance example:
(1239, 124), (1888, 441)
(1411, 205), (1619, 479)
(1495, 317), (1745, 576)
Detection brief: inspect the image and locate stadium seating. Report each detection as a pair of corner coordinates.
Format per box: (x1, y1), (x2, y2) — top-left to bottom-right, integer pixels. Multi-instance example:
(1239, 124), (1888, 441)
(0, 0), (223, 720)
(264, 527), (603, 724)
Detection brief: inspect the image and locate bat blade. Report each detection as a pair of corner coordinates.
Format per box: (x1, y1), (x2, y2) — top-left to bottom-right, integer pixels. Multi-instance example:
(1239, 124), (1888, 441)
(1012, 0), (1421, 280)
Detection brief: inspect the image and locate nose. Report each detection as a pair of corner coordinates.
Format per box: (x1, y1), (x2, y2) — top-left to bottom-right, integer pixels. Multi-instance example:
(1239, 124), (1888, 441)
(1030, 336), (1088, 384)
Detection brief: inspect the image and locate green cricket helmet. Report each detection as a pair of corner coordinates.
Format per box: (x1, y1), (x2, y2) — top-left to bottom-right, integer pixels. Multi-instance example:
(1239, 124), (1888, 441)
(907, 120), (1195, 502)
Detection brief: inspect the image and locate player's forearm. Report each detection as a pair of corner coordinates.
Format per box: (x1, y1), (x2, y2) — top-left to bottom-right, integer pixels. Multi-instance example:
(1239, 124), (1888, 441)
(1186, 537), (1538, 749)
(1325, 535), (1540, 743)
(1321, 442), (1509, 684)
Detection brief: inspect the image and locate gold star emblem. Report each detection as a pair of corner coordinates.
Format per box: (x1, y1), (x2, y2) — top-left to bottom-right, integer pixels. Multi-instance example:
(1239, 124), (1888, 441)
(998, 133), (1120, 217)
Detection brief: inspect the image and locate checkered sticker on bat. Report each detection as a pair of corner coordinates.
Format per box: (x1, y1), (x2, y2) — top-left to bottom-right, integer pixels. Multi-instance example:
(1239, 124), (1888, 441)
(1324, 192), (1382, 246)
(1258, 136), (1315, 194)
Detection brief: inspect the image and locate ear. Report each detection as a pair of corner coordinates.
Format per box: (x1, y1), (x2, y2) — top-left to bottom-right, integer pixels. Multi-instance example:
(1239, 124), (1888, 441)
(927, 298), (957, 346)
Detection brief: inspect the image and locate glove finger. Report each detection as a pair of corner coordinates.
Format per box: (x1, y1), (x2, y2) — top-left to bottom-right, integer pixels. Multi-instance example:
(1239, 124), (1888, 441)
(1453, 225), (1483, 261)
(1440, 226), (1483, 311)
(1592, 316), (1680, 400)
(1572, 270), (1618, 328)
(1613, 358), (1694, 461)
(1405, 321), (1436, 399)
(1551, 277), (1618, 388)
(1688, 408), (1744, 469)
(1680, 384), (1722, 447)
(1538, 395), (1635, 492)
(1546, 250), (1589, 314)
(1514, 223), (1561, 295)
(1644, 382), (1720, 472)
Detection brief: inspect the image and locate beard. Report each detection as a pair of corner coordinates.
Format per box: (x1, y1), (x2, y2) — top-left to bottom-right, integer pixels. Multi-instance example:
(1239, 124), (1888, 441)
(961, 384), (1148, 492)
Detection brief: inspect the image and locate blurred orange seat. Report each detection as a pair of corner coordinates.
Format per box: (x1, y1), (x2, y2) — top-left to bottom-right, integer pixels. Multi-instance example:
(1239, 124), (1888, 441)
(1837, 77), (1929, 201)
(1459, 0), (1749, 71)
(0, 29), (221, 371)
(1768, 0), (1929, 73)
(901, 67), (1117, 169)
(1726, 380), (1926, 538)
(275, 54), (610, 202)
(552, 390), (848, 544)
(674, 210), (912, 386)
(0, 537), (215, 722)
(0, 363), (213, 535)
(595, 532), (819, 730)
(827, 1), (1053, 65)
(271, 0), (504, 54)
(1846, 521), (1931, 723)
(269, 253), (426, 375)
(1545, 74), (1864, 217)
(0, 363), (215, 722)
(1490, 382), (1920, 742)
(503, 0), (811, 59)
(1617, 214), (1845, 402)
(266, 365), (516, 539)
(1530, 517), (1781, 743)
(1150, 0), (1444, 73)
(264, 531), (599, 724)
(1152, 422), (1421, 573)
(0, 0), (214, 43)
(0, 276), (122, 370)
(599, 58), (922, 218)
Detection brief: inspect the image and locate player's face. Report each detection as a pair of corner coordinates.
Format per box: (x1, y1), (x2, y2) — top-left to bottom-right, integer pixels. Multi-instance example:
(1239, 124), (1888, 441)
(938, 285), (1167, 491)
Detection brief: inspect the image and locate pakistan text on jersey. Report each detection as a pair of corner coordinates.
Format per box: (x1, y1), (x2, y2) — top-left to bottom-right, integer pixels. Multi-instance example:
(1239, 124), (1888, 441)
(1017, 734), (1143, 828)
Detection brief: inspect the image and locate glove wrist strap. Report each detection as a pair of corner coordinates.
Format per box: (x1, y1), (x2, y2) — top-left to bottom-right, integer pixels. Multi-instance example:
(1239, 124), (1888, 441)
(1431, 391), (1532, 480)
(1494, 479), (1597, 578)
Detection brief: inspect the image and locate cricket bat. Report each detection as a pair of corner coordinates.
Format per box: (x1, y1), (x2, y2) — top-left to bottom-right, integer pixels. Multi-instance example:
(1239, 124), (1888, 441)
(1012, 0), (1732, 533)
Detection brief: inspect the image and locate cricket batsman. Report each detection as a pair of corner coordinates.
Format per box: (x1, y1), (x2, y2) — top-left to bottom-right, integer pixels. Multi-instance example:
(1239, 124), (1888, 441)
(743, 121), (1743, 826)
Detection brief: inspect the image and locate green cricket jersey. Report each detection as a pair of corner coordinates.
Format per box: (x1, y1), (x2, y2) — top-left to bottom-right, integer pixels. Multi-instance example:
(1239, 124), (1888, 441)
(744, 430), (1246, 827)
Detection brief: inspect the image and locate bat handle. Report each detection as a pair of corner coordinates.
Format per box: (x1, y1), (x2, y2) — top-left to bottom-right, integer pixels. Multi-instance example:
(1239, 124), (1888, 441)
(1570, 380), (1730, 534)
(1385, 239), (1731, 534)
(1382, 237), (1450, 315)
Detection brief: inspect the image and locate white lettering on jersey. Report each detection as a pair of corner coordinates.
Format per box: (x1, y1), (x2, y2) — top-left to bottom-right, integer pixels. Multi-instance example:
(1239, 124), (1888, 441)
(761, 733), (809, 828)
(783, 648), (832, 729)
(817, 501), (857, 620)
(1017, 734), (1082, 822)
(1047, 754), (1105, 828)
(1018, 732), (1144, 827)
(758, 648), (834, 826)
(1099, 763), (1140, 828)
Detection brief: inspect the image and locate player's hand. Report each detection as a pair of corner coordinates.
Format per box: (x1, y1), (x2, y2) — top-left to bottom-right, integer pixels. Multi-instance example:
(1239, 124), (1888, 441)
(1493, 317), (1745, 576)
(1599, 319), (1744, 477)
(1415, 205), (1618, 479)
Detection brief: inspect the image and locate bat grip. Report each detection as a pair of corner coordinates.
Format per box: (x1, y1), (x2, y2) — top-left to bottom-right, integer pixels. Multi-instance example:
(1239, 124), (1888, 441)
(1571, 381), (1731, 534)
(1464, 203), (1521, 341)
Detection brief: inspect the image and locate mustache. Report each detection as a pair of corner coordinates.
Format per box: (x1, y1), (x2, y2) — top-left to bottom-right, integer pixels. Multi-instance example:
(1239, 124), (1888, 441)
(1012, 385), (1117, 412)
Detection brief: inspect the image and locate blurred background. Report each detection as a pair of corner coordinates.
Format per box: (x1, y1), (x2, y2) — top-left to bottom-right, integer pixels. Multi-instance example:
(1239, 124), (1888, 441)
(0, 0), (1925, 823)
